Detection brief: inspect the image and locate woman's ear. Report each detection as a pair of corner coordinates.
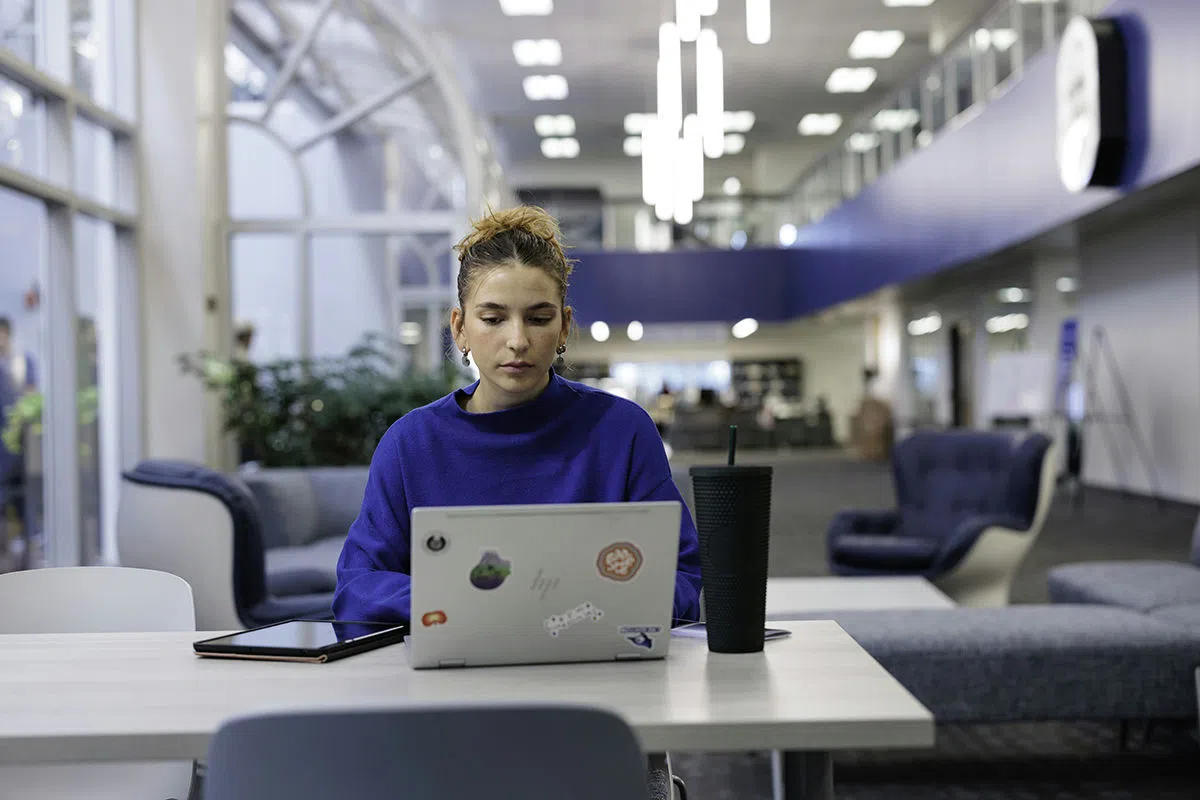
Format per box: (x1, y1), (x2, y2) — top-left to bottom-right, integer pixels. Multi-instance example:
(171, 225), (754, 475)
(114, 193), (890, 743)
(449, 307), (465, 346)
(560, 305), (574, 346)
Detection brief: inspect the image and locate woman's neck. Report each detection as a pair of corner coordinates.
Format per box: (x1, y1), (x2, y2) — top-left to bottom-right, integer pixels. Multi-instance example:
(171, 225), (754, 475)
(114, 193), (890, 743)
(466, 371), (552, 414)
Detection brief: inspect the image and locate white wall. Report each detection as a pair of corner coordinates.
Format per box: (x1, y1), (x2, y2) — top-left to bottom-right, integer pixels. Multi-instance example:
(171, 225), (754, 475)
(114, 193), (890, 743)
(1077, 205), (1200, 502)
(568, 317), (865, 442)
(138, 0), (209, 462)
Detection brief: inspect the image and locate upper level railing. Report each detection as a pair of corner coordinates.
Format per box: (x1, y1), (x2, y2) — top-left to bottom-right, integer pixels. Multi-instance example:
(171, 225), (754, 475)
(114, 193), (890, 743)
(782, 0), (1113, 231)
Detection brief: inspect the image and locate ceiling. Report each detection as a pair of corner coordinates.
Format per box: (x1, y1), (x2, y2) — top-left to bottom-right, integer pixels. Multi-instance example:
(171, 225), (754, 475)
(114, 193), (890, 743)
(404, 0), (998, 195)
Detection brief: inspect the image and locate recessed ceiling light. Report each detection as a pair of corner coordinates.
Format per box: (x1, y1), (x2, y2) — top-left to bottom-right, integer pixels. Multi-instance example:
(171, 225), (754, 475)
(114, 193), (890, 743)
(540, 137), (579, 158)
(997, 287), (1029, 303)
(871, 108), (920, 131)
(627, 321), (644, 342)
(623, 136), (643, 157)
(499, 0), (553, 15)
(534, 114), (575, 137)
(1056, 276), (1079, 293)
(624, 112), (655, 135)
(722, 110), (756, 133)
(590, 321), (610, 342)
(798, 113), (842, 136)
(732, 317), (759, 339)
(849, 30), (905, 59)
(723, 132), (745, 154)
(523, 74), (569, 101)
(846, 132), (881, 152)
(778, 224), (797, 247)
(826, 67), (877, 93)
(723, 176), (742, 195)
(882, 0), (933, 7)
(513, 39), (562, 67)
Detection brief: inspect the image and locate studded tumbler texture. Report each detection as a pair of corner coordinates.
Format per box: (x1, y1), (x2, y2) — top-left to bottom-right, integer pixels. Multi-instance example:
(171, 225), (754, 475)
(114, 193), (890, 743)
(688, 465), (773, 653)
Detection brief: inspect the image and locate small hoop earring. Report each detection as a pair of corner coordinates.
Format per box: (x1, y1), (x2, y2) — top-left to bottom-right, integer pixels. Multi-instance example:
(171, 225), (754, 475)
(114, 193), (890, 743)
(555, 344), (566, 368)
(461, 349), (471, 367)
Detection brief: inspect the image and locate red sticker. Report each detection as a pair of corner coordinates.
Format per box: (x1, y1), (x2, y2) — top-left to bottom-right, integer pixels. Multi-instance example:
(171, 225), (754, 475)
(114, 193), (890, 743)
(421, 610), (447, 627)
(597, 542), (643, 582)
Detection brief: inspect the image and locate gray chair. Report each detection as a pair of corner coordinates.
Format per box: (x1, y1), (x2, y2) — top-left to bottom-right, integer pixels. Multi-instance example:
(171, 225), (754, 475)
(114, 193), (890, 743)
(203, 704), (654, 800)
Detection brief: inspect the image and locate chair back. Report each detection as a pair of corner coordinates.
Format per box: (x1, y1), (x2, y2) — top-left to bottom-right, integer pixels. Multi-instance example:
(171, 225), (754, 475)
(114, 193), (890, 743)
(892, 431), (1052, 538)
(117, 460), (268, 630)
(1191, 513), (1200, 567)
(204, 705), (649, 800)
(0, 566), (194, 633)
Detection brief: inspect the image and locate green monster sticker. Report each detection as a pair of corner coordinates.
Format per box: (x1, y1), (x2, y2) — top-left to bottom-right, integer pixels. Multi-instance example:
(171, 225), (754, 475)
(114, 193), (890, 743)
(470, 550), (512, 590)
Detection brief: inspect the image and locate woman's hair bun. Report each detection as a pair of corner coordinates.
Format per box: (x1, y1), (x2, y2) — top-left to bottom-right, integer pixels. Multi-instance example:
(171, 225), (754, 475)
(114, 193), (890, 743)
(456, 205), (564, 257)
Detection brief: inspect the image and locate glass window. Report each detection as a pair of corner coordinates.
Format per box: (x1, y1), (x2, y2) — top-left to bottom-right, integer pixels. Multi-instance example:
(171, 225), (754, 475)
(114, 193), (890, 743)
(71, 0), (99, 99)
(1020, 0), (1049, 62)
(231, 234), (302, 364)
(73, 114), (114, 205)
(74, 214), (113, 565)
(228, 122), (305, 220)
(0, 76), (41, 179)
(0, 185), (47, 573)
(989, 6), (1019, 89)
(310, 234), (394, 360)
(948, 43), (975, 122)
(923, 68), (947, 135)
(0, 0), (37, 64)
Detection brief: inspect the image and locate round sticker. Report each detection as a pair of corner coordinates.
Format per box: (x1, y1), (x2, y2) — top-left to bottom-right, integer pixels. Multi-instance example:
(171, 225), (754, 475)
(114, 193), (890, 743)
(597, 542), (643, 582)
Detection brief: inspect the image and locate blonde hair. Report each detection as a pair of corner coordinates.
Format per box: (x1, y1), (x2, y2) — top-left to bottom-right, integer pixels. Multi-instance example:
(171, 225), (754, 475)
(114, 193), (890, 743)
(453, 205), (574, 307)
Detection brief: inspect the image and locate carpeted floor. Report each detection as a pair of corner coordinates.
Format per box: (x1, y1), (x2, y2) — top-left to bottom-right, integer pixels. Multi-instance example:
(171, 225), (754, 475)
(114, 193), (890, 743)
(666, 449), (1200, 799)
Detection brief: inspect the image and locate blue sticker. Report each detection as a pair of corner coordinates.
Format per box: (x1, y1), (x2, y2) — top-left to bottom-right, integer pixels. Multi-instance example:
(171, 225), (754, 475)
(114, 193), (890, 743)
(619, 625), (663, 649)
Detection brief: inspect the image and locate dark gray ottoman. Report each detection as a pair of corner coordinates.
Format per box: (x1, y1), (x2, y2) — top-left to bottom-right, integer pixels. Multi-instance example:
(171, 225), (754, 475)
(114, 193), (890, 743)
(1047, 561), (1200, 611)
(784, 605), (1200, 723)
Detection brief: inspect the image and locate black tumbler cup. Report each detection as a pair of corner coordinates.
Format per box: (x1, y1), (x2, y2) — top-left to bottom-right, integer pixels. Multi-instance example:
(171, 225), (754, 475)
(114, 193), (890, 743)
(688, 465), (773, 653)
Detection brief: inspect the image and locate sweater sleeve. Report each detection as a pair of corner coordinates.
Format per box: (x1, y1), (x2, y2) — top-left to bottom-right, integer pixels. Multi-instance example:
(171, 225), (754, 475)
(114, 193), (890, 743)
(625, 408), (703, 625)
(333, 427), (413, 623)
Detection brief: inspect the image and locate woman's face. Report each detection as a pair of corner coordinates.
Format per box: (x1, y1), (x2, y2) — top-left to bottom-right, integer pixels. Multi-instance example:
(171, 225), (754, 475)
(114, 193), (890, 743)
(452, 264), (571, 410)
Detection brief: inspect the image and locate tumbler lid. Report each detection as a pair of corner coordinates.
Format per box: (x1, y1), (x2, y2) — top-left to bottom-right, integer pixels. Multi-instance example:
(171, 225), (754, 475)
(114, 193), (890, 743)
(688, 465), (772, 478)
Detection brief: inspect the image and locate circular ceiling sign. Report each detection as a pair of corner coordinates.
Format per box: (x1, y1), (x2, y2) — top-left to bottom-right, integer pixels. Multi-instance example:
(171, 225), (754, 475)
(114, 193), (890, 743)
(1056, 16), (1129, 193)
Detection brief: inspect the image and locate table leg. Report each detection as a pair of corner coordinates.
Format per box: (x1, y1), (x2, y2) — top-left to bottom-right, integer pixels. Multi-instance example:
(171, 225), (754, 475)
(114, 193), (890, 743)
(771, 750), (833, 800)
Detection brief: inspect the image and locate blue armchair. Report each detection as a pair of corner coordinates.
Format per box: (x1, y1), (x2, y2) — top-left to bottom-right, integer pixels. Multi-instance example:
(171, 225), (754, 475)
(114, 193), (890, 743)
(827, 430), (1056, 606)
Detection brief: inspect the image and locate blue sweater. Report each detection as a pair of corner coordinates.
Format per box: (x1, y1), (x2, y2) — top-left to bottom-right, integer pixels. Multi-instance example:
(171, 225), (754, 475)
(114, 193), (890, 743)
(333, 371), (703, 624)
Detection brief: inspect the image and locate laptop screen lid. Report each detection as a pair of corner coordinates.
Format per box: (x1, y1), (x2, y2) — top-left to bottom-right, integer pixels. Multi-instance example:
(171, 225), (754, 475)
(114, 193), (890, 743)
(408, 501), (680, 669)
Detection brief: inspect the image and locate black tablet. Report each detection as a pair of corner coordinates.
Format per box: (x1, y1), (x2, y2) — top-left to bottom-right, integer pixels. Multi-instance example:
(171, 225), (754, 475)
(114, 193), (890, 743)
(194, 619), (409, 663)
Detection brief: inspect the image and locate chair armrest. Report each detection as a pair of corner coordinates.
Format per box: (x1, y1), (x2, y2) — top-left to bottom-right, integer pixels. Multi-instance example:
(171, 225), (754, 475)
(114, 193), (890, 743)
(829, 510), (901, 537)
(827, 510), (901, 557)
(933, 514), (1028, 574)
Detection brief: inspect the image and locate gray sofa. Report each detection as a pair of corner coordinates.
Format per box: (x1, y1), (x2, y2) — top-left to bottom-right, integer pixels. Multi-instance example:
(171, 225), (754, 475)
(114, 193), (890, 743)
(239, 466), (369, 594)
(1046, 518), (1200, 630)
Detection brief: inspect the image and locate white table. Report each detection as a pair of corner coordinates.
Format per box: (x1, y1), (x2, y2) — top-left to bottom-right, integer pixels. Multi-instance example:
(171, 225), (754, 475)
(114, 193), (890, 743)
(0, 621), (933, 799)
(767, 576), (956, 620)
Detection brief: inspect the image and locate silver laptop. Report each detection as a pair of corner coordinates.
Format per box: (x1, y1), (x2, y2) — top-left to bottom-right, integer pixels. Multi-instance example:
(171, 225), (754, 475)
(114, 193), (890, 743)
(408, 501), (681, 669)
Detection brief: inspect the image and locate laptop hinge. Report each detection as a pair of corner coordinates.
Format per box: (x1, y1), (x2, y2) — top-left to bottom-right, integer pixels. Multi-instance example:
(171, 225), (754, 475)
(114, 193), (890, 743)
(615, 653), (643, 661)
(438, 659), (467, 668)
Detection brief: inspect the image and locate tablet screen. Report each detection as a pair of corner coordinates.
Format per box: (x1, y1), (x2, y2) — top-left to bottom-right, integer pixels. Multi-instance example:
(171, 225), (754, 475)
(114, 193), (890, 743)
(204, 620), (405, 651)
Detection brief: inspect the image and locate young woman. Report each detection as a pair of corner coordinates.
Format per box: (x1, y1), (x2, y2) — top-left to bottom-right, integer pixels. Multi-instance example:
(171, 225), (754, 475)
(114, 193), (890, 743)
(333, 206), (702, 625)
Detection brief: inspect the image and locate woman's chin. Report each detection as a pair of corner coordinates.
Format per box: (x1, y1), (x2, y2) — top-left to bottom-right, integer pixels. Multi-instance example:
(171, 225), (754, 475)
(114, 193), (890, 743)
(487, 365), (547, 391)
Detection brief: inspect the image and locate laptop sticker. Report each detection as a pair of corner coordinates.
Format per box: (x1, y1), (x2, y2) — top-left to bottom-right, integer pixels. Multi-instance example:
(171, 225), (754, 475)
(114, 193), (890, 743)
(597, 542), (643, 582)
(545, 602), (604, 637)
(529, 567), (560, 601)
(421, 610), (448, 627)
(423, 533), (449, 554)
(619, 625), (663, 650)
(469, 550), (512, 590)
